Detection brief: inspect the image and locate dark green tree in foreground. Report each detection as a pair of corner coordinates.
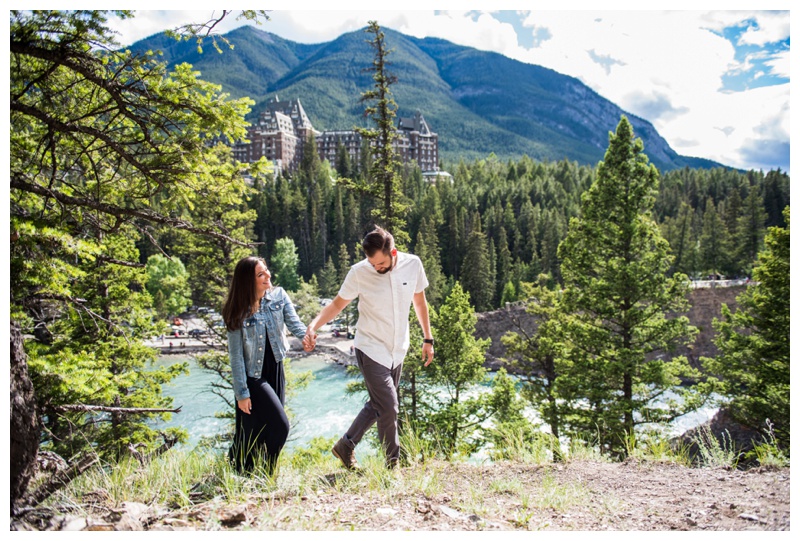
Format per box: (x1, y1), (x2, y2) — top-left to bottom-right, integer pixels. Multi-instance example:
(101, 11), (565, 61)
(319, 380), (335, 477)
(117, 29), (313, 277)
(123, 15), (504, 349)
(556, 116), (706, 457)
(704, 207), (790, 450)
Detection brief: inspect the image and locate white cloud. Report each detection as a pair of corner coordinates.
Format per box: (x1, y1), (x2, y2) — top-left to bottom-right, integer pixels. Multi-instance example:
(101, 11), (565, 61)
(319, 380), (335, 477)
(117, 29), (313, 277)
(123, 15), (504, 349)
(737, 10), (790, 47)
(765, 49), (790, 78)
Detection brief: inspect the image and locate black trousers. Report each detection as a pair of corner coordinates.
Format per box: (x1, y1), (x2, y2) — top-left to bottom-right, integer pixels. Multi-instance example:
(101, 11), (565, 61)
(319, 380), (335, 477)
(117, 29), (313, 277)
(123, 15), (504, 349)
(228, 359), (289, 473)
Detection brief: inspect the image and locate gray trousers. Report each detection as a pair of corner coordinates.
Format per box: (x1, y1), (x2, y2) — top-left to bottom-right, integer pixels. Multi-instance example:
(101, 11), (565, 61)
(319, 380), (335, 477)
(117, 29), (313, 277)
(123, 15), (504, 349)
(342, 349), (402, 461)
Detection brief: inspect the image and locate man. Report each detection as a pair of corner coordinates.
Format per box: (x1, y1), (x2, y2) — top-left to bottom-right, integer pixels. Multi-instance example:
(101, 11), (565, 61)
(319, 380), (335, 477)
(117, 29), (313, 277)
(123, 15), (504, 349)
(303, 226), (434, 469)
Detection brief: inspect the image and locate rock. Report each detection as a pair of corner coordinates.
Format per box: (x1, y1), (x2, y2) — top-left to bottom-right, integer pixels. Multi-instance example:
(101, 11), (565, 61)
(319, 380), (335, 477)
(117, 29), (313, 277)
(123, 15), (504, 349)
(438, 505), (464, 520)
(114, 514), (143, 531)
(376, 508), (396, 517)
(61, 516), (88, 531)
(672, 407), (763, 461)
(738, 513), (765, 524)
(218, 505), (247, 526)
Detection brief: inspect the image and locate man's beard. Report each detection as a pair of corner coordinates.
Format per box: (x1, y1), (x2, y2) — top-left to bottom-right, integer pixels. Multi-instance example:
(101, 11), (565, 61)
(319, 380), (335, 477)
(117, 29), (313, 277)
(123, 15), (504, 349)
(376, 257), (394, 274)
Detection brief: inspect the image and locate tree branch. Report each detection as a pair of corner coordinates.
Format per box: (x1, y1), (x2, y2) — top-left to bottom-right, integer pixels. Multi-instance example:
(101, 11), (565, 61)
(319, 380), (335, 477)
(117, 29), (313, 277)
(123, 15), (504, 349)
(53, 404), (182, 414)
(11, 175), (257, 247)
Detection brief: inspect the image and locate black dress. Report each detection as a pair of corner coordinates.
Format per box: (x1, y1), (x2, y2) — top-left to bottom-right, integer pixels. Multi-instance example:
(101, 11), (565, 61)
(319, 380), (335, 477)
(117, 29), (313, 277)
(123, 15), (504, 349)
(228, 336), (290, 474)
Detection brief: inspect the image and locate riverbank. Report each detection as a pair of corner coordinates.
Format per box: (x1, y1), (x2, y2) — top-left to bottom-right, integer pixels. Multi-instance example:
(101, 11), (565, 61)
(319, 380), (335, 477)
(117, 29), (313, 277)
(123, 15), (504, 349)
(146, 326), (357, 366)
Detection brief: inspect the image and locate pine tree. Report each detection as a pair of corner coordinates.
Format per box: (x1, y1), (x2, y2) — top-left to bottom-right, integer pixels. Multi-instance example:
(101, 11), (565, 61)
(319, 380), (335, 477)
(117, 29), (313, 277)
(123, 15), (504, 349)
(317, 256), (339, 299)
(501, 275), (563, 458)
(556, 116), (703, 457)
(413, 218), (445, 308)
(427, 283), (491, 457)
(704, 207), (790, 448)
(699, 198), (732, 278)
(735, 184), (768, 276)
(460, 223), (493, 312)
(9, 10), (257, 497)
(351, 21), (409, 244)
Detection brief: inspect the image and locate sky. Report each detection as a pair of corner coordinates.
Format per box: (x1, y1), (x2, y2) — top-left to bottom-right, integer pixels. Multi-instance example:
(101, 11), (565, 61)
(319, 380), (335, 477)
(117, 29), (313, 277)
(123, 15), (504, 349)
(102, 2), (793, 174)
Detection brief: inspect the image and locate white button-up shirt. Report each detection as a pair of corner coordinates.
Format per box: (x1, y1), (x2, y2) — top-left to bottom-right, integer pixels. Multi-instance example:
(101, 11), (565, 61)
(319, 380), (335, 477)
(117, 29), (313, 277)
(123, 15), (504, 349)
(338, 251), (428, 369)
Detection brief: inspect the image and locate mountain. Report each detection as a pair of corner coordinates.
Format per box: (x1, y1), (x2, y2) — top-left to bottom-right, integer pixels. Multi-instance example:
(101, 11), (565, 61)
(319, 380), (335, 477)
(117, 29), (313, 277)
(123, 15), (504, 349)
(129, 25), (723, 171)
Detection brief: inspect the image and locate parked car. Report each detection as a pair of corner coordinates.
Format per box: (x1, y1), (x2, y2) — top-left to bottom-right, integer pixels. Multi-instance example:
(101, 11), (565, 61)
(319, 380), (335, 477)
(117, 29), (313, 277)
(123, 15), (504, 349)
(188, 329), (206, 338)
(173, 317), (184, 326)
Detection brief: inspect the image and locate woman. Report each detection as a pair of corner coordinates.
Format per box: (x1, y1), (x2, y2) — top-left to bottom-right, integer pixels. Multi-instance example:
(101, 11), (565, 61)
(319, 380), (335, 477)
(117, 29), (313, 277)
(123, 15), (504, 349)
(222, 256), (308, 474)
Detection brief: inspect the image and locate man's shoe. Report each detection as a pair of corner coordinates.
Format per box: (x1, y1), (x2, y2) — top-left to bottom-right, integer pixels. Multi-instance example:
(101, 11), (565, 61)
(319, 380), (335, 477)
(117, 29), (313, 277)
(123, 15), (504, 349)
(332, 437), (360, 470)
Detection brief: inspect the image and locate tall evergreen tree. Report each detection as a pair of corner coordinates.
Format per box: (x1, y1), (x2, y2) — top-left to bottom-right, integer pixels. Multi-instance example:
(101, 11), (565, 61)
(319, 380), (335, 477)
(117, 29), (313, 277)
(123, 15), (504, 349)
(317, 255), (339, 299)
(704, 207), (790, 449)
(556, 116), (703, 457)
(460, 222), (493, 312)
(414, 217), (446, 308)
(351, 21), (409, 244)
(735, 184), (768, 276)
(699, 198), (732, 278)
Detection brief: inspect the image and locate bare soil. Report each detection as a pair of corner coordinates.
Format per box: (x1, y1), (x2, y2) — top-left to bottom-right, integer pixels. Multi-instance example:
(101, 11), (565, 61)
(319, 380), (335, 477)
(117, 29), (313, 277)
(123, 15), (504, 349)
(12, 459), (789, 531)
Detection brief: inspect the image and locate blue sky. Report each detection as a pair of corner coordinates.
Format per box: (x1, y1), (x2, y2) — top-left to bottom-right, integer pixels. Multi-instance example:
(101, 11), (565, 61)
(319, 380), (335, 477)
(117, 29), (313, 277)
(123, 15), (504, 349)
(72, 4), (798, 173)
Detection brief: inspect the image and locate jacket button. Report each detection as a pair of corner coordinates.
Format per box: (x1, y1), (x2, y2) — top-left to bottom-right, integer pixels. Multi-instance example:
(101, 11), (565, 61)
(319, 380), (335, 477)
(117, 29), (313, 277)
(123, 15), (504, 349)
(259, 347), (262, 351)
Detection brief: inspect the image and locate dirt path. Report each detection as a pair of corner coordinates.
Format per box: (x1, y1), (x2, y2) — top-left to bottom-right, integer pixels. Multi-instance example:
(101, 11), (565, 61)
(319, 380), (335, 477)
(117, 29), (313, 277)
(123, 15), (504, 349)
(13, 459), (789, 531)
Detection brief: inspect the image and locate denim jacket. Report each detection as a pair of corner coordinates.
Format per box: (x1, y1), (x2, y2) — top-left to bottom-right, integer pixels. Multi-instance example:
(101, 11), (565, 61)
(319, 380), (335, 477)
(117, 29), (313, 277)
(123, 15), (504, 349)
(228, 287), (307, 401)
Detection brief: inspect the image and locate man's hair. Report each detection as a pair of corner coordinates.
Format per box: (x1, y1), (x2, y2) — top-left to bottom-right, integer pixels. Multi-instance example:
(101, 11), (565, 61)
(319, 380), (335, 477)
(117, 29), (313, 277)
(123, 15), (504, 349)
(362, 226), (394, 257)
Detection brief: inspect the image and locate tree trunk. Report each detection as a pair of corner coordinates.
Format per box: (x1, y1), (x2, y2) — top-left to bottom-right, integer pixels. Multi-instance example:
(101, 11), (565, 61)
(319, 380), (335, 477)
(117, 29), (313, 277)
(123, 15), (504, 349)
(10, 321), (39, 513)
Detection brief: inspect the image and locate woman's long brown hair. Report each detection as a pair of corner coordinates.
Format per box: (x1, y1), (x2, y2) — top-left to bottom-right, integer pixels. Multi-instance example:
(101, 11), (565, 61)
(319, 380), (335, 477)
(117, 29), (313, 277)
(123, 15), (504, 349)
(222, 256), (265, 331)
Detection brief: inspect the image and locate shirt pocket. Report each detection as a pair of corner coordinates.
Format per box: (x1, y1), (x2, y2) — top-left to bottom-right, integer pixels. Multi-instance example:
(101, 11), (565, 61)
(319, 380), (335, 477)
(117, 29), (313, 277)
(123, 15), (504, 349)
(268, 300), (285, 325)
(397, 279), (415, 311)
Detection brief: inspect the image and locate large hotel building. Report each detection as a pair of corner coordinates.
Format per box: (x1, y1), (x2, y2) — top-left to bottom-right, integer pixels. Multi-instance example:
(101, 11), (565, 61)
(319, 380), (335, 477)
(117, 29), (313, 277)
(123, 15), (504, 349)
(233, 96), (440, 176)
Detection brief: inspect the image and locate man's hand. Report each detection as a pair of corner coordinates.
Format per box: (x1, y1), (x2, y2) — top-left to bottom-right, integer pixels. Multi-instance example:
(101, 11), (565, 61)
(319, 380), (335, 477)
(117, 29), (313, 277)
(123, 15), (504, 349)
(237, 397), (252, 414)
(422, 342), (434, 367)
(303, 328), (317, 351)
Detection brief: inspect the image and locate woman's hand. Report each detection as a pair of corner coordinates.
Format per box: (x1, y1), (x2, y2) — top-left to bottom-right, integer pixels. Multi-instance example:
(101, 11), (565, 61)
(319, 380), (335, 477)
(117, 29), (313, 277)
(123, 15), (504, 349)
(237, 397), (252, 414)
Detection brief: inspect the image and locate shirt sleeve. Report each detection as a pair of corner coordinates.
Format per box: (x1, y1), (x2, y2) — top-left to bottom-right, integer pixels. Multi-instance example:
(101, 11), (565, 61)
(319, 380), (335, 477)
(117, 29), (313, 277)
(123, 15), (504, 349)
(337, 266), (359, 301)
(414, 257), (429, 293)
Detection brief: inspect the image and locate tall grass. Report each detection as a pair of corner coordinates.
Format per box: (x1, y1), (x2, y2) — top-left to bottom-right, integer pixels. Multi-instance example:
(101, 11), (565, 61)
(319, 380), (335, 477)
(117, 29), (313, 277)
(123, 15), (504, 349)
(691, 425), (739, 468)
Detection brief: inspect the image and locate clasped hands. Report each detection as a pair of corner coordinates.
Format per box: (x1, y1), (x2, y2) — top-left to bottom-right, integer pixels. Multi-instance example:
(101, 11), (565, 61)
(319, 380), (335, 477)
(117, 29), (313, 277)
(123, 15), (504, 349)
(302, 329), (317, 351)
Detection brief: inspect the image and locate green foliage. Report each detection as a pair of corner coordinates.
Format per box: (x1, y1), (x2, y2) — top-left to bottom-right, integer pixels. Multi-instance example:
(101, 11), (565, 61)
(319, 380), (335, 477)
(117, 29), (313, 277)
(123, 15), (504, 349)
(317, 256), (339, 298)
(10, 10), (255, 463)
(271, 237), (302, 293)
(555, 116), (706, 457)
(746, 421), (789, 467)
(691, 425), (740, 468)
(703, 207), (790, 449)
(145, 255), (192, 319)
(289, 436), (338, 470)
(460, 225), (494, 312)
(501, 276), (564, 453)
(291, 277), (323, 325)
(425, 283), (491, 457)
(349, 21), (409, 244)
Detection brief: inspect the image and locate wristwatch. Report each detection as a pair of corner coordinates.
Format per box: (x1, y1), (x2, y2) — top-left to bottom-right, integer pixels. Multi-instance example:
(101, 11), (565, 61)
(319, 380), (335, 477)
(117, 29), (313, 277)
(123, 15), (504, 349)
(423, 338), (434, 346)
